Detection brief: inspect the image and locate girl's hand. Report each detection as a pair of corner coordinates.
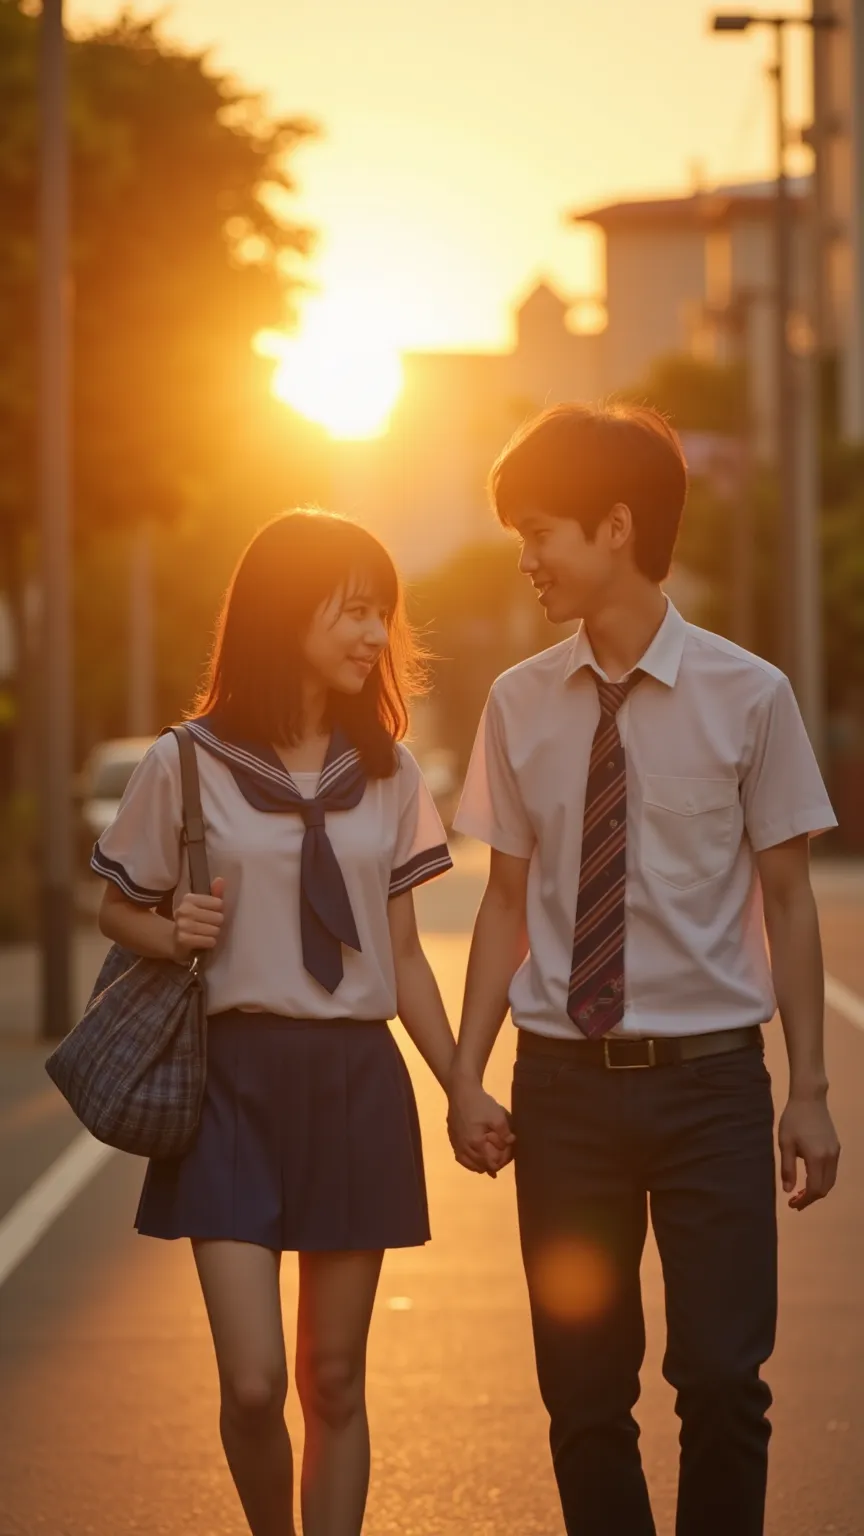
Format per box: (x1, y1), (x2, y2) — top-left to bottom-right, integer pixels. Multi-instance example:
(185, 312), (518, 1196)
(172, 877), (225, 961)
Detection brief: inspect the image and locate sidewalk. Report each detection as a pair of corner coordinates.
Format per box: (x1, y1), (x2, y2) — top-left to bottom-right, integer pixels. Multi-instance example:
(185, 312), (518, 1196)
(0, 927), (109, 1042)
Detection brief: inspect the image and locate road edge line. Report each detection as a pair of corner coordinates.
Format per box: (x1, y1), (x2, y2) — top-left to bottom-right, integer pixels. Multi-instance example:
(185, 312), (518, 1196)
(825, 973), (864, 1034)
(0, 1131), (115, 1290)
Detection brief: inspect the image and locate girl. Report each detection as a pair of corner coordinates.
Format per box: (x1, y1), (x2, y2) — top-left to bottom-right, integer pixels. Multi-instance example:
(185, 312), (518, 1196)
(92, 509), (457, 1536)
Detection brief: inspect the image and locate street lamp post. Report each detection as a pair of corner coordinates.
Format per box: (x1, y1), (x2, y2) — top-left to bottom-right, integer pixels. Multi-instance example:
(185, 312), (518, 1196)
(726, 292), (760, 655)
(711, 9), (837, 758)
(128, 524), (155, 737)
(39, 0), (74, 1039)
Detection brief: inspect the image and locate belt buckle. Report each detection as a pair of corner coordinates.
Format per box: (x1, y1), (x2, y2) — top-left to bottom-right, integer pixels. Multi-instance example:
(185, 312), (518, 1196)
(603, 1037), (657, 1069)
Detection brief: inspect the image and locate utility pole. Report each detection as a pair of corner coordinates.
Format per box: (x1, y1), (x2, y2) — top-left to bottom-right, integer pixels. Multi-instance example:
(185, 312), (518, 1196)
(794, 335), (824, 762)
(711, 8), (838, 757)
(702, 283), (760, 652)
(729, 296), (758, 655)
(128, 524), (155, 737)
(39, 0), (74, 1039)
(769, 18), (797, 685)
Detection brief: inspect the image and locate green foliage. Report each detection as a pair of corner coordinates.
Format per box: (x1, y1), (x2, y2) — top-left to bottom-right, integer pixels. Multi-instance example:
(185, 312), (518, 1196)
(73, 398), (333, 752)
(0, 1), (38, 542)
(624, 351), (864, 716)
(618, 353), (747, 434)
(0, 0), (330, 765)
(0, 2), (316, 549)
(68, 14), (316, 531)
(408, 538), (558, 773)
(822, 491), (864, 715)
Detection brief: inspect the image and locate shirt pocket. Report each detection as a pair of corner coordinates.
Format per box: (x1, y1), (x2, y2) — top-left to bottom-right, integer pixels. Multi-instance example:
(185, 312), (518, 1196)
(641, 775), (739, 890)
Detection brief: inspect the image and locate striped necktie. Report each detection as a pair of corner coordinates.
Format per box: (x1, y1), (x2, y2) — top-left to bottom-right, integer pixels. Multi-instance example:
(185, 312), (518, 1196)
(568, 670), (643, 1037)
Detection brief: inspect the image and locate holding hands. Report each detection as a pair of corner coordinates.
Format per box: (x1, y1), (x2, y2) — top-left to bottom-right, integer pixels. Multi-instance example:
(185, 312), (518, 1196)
(447, 1070), (515, 1177)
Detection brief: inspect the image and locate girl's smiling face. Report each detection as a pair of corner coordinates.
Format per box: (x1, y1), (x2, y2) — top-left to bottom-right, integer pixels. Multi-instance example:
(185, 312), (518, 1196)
(301, 581), (390, 696)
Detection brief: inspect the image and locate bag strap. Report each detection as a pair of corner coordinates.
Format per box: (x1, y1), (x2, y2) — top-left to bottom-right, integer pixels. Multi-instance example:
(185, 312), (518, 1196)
(169, 725), (212, 897)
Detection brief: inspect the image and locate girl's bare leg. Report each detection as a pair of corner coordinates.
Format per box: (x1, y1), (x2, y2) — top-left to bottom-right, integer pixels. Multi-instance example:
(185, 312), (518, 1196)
(296, 1250), (384, 1536)
(193, 1240), (296, 1536)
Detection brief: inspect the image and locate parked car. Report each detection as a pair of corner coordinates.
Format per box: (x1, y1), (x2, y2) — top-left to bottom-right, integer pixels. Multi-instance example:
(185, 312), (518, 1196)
(77, 735), (460, 865)
(77, 736), (154, 863)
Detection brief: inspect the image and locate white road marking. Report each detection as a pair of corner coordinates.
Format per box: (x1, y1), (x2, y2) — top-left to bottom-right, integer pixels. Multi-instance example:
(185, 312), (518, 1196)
(0, 1131), (115, 1290)
(825, 973), (864, 1034)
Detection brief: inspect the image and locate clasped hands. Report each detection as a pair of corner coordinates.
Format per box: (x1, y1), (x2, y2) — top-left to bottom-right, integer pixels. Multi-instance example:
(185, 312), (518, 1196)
(447, 1072), (515, 1178)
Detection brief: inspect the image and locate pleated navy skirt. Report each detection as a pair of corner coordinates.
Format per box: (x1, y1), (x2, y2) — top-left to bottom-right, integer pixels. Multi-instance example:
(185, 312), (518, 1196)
(135, 1012), (430, 1251)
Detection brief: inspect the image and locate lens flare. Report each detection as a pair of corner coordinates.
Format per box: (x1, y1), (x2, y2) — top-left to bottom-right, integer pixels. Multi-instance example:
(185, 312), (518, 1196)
(530, 1236), (615, 1324)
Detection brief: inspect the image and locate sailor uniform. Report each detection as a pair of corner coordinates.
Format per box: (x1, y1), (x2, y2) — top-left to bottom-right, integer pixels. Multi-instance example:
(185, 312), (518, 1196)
(92, 722), (452, 1250)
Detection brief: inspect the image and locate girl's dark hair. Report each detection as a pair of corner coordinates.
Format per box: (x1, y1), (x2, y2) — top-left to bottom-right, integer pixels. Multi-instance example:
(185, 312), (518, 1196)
(489, 401), (688, 582)
(192, 510), (424, 778)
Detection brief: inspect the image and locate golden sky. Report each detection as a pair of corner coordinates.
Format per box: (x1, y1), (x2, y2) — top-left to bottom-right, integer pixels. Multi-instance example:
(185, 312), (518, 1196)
(69, 0), (815, 354)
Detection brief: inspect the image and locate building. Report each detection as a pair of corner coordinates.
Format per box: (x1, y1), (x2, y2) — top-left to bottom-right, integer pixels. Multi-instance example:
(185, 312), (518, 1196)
(571, 0), (864, 454)
(330, 282), (600, 575)
(570, 181), (811, 462)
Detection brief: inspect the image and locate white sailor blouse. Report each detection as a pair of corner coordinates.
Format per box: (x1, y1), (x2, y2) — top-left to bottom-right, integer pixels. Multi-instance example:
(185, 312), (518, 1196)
(92, 722), (453, 1021)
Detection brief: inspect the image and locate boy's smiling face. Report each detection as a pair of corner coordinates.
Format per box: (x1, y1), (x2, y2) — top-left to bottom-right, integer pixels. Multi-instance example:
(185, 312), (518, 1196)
(512, 504), (632, 624)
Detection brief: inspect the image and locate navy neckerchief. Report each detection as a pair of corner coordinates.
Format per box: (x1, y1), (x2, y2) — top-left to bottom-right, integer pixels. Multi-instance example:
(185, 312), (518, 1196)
(185, 715), (366, 995)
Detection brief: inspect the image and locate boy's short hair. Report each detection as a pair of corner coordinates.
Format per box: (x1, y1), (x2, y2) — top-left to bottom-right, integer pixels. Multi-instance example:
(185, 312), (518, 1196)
(488, 401), (688, 582)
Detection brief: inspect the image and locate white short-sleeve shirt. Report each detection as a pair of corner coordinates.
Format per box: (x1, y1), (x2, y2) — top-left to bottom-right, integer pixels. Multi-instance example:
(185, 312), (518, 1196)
(454, 598), (837, 1040)
(93, 734), (452, 1021)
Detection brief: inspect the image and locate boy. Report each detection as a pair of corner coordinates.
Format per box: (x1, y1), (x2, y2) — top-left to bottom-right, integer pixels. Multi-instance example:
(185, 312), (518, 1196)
(448, 402), (840, 1535)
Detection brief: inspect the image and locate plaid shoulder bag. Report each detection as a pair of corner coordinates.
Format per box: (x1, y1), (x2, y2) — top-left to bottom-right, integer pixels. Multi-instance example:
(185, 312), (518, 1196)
(45, 725), (211, 1159)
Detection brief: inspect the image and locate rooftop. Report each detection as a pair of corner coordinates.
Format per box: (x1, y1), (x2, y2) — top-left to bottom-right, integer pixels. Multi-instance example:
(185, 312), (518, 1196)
(570, 178), (811, 230)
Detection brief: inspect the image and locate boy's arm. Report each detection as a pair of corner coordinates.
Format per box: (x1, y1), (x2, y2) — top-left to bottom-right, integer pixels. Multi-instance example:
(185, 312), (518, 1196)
(447, 848), (529, 1173)
(757, 835), (841, 1210)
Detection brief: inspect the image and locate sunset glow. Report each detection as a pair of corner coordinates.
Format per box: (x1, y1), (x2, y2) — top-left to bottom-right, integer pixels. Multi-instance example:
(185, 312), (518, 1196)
(258, 299), (404, 440)
(69, 0), (816, 353)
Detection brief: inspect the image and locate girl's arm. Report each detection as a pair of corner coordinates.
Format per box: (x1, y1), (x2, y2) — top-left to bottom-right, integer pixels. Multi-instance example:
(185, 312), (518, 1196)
(99, 878), (225, 962)
(388, 889), (455, 1090)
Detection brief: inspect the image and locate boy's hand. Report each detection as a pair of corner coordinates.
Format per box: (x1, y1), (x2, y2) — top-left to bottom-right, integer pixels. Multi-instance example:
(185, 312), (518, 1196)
(448, 1074), (515, 1176)
(778, 1096), (840, 1210)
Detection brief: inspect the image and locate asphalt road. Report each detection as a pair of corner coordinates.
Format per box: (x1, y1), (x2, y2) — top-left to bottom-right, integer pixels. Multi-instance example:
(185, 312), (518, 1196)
(1, 847), (863, 1535)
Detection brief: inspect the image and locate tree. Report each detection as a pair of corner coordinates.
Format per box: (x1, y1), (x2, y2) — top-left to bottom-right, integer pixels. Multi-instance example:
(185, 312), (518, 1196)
(67, 14), (316, 530)
(621, 351), (864, 721)
(0, 2), (39, 595)
(409, 539), (558, 773)
(620, 352), (746, 435)
(0, 1), (322, 761)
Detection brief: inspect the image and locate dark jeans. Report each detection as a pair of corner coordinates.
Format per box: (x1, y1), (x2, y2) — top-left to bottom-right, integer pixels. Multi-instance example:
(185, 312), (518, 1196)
(513, 1039), (777, 1536)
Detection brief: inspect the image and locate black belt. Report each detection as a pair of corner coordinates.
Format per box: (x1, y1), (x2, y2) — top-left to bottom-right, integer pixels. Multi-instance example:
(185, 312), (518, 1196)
(517, 1024), (762, 1070)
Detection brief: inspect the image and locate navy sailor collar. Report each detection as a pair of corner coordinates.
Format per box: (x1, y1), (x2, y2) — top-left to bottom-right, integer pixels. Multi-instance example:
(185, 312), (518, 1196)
(185, 715), (367, 995)
(184, 716), (364, 806)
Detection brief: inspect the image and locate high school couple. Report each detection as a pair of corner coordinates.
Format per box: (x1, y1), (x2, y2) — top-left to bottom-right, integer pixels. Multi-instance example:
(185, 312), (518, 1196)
(94, 401), (840, 1536)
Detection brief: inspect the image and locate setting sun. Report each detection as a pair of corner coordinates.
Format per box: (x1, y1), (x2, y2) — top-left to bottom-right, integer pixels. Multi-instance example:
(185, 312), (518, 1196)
(257, 299), (404, 440)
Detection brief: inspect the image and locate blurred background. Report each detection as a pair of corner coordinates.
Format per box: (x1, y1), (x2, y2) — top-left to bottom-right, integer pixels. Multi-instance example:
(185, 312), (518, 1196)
(4, 14), (864, 1530)
(1, 0), (863, 970)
